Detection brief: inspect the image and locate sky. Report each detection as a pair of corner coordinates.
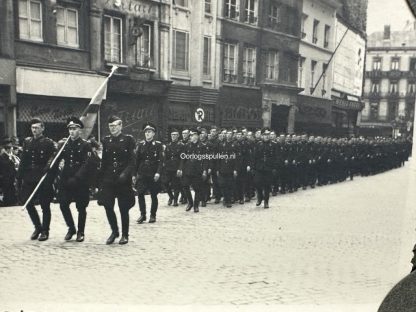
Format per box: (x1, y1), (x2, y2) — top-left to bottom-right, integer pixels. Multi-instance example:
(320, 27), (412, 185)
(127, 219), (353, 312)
(367, 0), (415, 35)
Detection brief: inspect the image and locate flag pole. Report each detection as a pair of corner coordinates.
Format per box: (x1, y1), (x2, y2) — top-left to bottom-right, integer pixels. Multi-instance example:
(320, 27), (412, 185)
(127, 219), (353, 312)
(21, 66), (118, 211)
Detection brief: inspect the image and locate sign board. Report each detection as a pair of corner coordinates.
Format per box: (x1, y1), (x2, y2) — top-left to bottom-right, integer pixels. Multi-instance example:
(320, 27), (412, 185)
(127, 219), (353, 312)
(195, 108), (205, 123)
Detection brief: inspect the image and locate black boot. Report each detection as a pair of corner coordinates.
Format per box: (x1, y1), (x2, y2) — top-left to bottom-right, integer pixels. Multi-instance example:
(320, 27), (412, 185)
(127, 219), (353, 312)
(119, 236), (128, 245)
(106, 232), (119, 245)
(30, 228), (42, 240)
(38, 231), (49, 241)
(137, 215), (146, 224)
(64, 228), (76, 241)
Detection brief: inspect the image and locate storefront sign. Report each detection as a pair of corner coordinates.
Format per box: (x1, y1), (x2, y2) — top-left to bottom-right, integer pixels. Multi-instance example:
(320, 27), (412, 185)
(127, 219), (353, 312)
(333, 98), (363, 110)
(221, 106), (262, 122)
(105, 0), (157, 18)
(169, 103), (214, 125)
(296, 95), (332, 124)
(195, 108), (205, 122)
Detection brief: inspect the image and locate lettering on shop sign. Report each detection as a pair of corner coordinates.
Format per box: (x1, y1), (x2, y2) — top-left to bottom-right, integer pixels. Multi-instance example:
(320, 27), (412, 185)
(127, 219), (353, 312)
(169, 106), (214, 123)
(26, 105), (79, 121)
(105, 0), (156, 16)
(298, 104), (328, 119)
(222, 106), (261, 121)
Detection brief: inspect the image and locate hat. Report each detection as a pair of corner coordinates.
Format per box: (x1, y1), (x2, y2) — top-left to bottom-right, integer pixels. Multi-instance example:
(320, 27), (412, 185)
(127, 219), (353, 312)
(66, 116), (84, 129)
(199, 127), (207, 133)
(30, 118), (43, 126)
(262, 128), (271, 135)
(170, 128), (179, 135)
(108, 115), (122, 124)
(189, 127), (200, 135)
(142, 122), (156, 132)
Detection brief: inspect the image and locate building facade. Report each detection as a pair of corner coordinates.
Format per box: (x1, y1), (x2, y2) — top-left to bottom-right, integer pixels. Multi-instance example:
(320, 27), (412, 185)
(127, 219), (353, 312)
(361, 25), (416, 137)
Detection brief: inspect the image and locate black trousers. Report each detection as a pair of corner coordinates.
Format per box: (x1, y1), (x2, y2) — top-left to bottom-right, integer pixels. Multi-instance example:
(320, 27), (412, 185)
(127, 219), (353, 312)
(218, 173), (234, 204)
(182, 174), (203, 207)
(60, 203), (87, 234)
(254, 170), (272, 203)
(137, 175), (161, 218)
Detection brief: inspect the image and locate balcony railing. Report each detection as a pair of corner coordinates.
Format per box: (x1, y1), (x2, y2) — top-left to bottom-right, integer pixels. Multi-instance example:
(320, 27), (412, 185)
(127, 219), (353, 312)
(365, 69), (382, 79)
(243, 76), (256, 86)
(223, 73), (238, 83)
(388, 69), (402, 80)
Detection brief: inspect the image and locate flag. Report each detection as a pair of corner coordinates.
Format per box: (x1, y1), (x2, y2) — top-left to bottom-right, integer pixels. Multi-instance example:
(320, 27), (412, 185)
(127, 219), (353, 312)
(80, 65), (118, 139)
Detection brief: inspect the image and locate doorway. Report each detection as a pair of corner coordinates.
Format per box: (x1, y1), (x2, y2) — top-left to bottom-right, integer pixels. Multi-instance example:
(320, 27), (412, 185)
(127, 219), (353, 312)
(271, 104), (289, 134)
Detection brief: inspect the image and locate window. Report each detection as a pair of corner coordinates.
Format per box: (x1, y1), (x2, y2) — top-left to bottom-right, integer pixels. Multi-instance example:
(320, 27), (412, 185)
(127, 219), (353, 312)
(205, 0), (211, 14)
(408, 82), (415, 93)
(301, 14), (308, 38)
(245, 0), (257, 24)
(174, 0), (188, 7)
(390, 82), (398, 93)
(371, 82), (380, 93)
(136, 24), (152, 68)
(265, 50), (279, 81)
(373, 58), (381, 70)
(18, 0), (43, 41)
(203, 37), (211, 76)
(310, 60), (317, 90)
(225, 0), (239, 20)
(324, 25), (330, 48)
(388, 102), (397, 120)
(56, 7), (78, 47)
(243, 47), (256, 84)
(104, 16), (122, 63)
(223, 43), (238, 83)
(269, 3), (280, 27)
(410, 58), (416, 71)
(322, 63), (328, 95)
(361, 102), (370, 119)
(298, 57), (305, 87)
(312, 19), (319, 44)
(173, 30), (189, 72)
(391, 58), (400, 70)
(370, 102), (379, 119)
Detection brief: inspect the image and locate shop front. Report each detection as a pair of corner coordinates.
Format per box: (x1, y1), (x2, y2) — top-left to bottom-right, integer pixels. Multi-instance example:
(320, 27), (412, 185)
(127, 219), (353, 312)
(218, 86), (262, 129)
(331, 97), (363, 137)
(0, 58), (16, 137)
(295, 95), (333, 136)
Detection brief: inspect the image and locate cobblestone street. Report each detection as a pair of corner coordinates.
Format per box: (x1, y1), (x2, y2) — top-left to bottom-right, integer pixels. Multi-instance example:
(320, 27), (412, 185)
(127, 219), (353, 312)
(1, 161), (416, 312)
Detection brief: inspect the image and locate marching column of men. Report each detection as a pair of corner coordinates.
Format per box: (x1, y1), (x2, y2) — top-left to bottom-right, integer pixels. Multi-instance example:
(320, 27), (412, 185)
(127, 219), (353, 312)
(0, 116), (412, 244)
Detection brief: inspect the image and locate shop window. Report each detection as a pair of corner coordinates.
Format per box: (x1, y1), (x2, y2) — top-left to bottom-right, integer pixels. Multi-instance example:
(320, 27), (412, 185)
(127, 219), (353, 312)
(223, 42), (238, 83)
(243, 46), (256, 85)
(225, 0), (239, 20)
(18, 0), (43, 42)
(56, 7), (79, 48)
(312, 19), (319, 44)
(203, 37), (211, 77)
(245, 0), (257, 24)
(205, 0), (211, 14)
(391, 57), (400, 70)
(104, 15), (123, 63)
(373, 57), (381, 70)
(173, 30), (189, 72)
(265, 50), (279, 81)
(324, 25), (330, 48)
(298, 57), (305, 87)
(136, 24), (152, 68)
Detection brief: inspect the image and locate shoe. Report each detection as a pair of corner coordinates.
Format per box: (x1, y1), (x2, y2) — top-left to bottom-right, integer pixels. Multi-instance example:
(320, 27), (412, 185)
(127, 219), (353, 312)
(185, 204), (193, 211)
(264, 202), (269, 209)
(30, 228), (41, 240)
(168, 198), (173, 206)
(194, 206), (199, 213)
(239, 199), (244, 204)
(76, 233), (85, 242)
(256, 199), (262, 206)
(201, 201), (206, 207)
(137, 215), (146, 224)
(244, 197), (250, 202)
(149, 216), (156, 223)
(272, 191), (277, 196)
(38, 231), (49, 241)
(64, 228), (76, 241)
(226, 203), (232, 208)
(106, 232), (119, 245)
(119, 236), (128, 245)
(173, 200), (178, 207)
(214, 198), (220, 204)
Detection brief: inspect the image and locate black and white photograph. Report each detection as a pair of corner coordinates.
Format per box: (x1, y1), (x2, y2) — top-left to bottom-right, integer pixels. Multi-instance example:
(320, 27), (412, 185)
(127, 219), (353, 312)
(0, 0), (416, 311)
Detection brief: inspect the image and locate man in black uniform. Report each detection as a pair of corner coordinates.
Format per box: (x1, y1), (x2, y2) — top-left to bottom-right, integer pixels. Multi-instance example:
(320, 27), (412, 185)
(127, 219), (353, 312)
(179, 128), (207, 213)
(0, 138), (18, 207)
(162, 129), (183, 207)
(57, 117), (93, 242)
(17, 118), (57, 241)
(135, 123), (163, 224)
(99, 116), (136, 245)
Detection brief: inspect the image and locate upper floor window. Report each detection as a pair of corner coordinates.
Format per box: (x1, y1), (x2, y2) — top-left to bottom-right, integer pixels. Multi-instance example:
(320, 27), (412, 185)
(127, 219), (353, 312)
(322, 63), (328, 96)
(242, 46), (256, 84)
(371, 82), (380, 93)
(312, 19), (319, 44)
(18, 0), (43, 42)
(223, 42), (238, 83)
(203, 36), (211, 77)
(205, 0), (211, 14)
(391, 57), (400, 70)
(298, 56), (305, 87)
(310, 60), (317, 89)
(373, 57), (381, 70)
(324, 25), (330, 48)
(173, 30), (189, 72)
(56, 7), (79, 48)
(173, 0), (188, 7)
(390, 82), (398, 93)
(301, 14), (308, 38)
(245, 0), (257, 24)
(408, 81), (415, 93)
(410, 58), (416, 71)
(268, 3), (280, 27)
(136, 24), (152, 68)
(225, 0), (239, 20)
(104, 15), (122, 63)
(265, 50), (279, 81)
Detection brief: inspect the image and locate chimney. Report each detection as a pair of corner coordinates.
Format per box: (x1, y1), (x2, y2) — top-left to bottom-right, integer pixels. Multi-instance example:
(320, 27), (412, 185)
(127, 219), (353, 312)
(384, 25), (391, 40)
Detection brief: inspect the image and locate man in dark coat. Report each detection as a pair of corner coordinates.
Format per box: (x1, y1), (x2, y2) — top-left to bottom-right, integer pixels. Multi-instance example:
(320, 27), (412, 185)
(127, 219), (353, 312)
(135, 122), (163, 224)
(0, 138), (18, 207)
(17, 118), (57, 241)
(57, 117), (93, 242)
(99, 116), (136, 245)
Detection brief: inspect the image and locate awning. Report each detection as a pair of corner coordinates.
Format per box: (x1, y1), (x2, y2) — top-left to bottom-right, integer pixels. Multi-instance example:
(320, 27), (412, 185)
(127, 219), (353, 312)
(16, 66), (107, 99)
